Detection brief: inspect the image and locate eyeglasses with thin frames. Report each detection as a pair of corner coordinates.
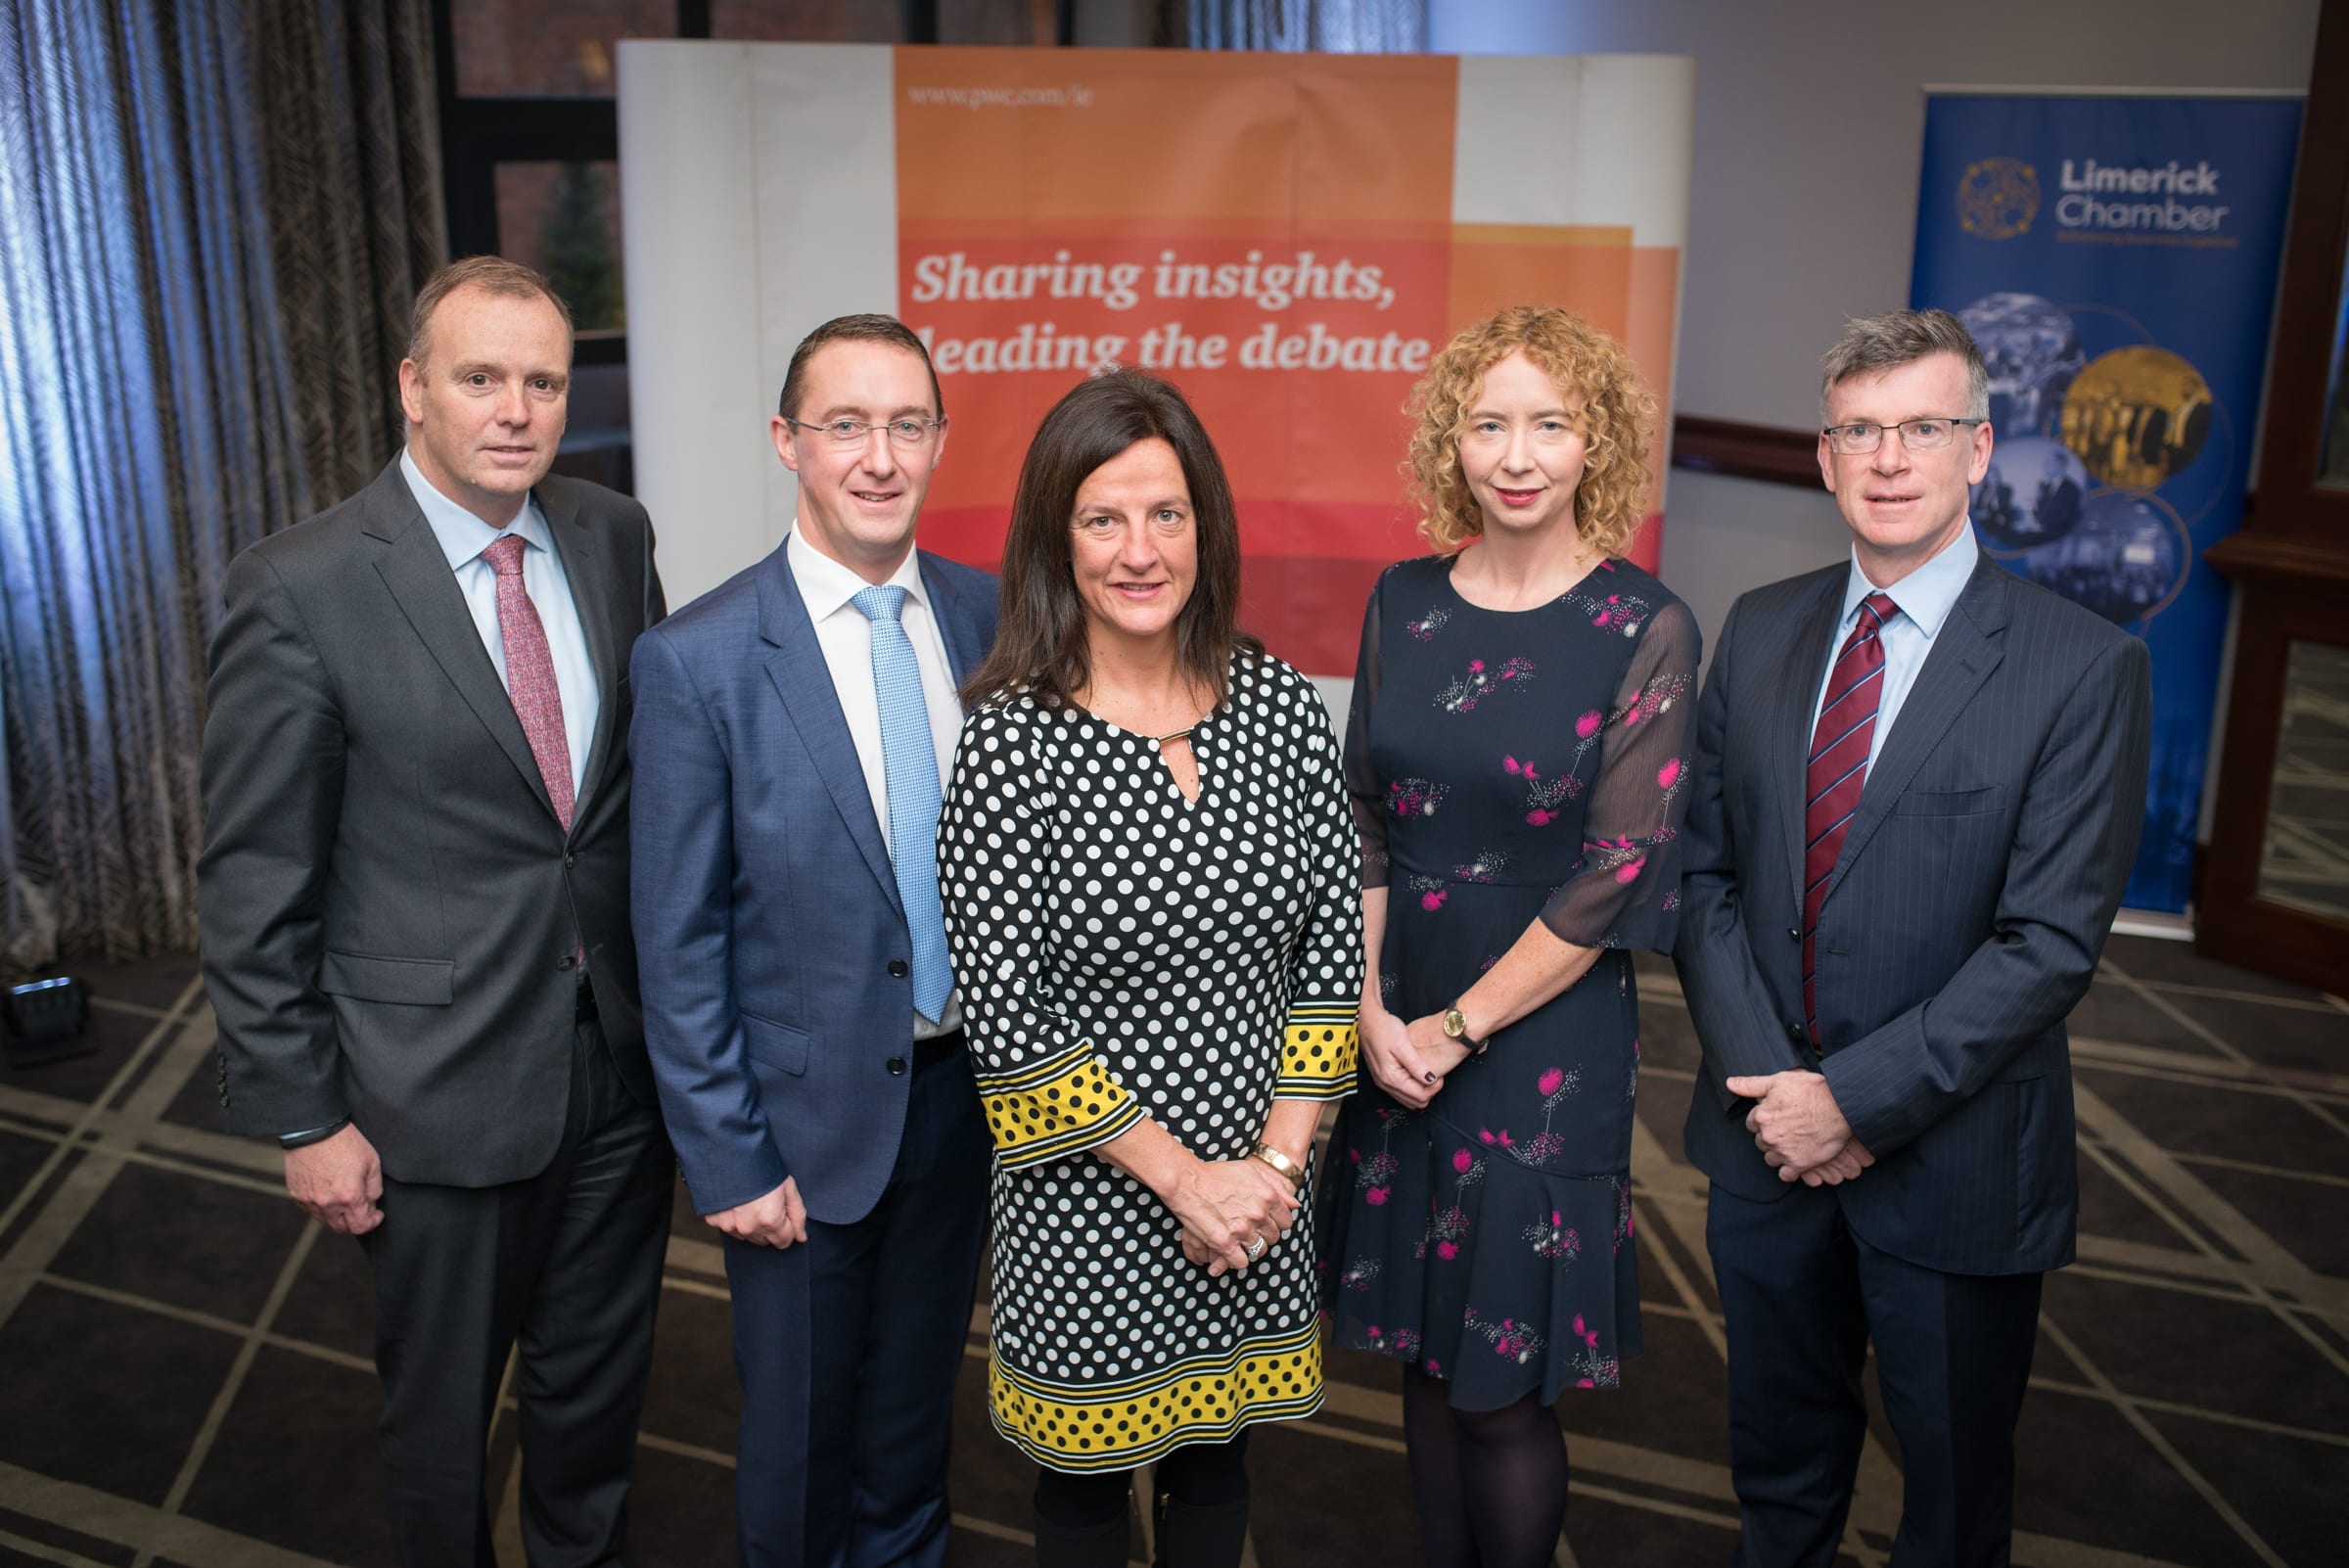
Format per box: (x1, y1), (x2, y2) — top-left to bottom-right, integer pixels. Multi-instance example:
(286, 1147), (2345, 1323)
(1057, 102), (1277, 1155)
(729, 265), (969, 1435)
(783, 416), (945, 447)
(1820, 417), (1984, 455)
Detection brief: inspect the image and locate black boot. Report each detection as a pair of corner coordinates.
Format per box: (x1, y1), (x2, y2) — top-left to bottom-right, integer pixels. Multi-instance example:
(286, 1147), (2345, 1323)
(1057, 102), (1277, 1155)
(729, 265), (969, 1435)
(1152, 1490), (1251, 1568)
(1034, 1504), (1131, 1568)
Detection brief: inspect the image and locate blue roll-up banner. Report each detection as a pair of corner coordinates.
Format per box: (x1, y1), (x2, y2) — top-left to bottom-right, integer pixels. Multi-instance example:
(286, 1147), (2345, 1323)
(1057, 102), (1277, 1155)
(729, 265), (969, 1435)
(1911, 92), (2303, 915)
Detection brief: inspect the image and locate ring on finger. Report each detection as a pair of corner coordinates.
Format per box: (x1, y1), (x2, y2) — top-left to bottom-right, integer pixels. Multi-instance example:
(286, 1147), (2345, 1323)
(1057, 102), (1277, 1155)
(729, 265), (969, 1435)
(1244, 1235), (1267, 1263)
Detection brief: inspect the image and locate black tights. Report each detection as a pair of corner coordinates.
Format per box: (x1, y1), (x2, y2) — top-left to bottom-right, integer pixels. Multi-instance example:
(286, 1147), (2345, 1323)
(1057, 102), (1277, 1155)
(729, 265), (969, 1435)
(1033, 1433), (1250, 1565)
(1402, 1367), (1569, 1568)
(1033, 1431), (1251, 1528)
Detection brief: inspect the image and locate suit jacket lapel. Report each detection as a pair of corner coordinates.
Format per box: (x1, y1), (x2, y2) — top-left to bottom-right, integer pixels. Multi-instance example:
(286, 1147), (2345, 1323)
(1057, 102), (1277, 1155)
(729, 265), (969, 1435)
(759, 550), (902, 914)
(362, 462), (559, 824)
(918, 550), (986, 692)
(1774, 575), (1847, 914)
(1828, 556), (2010, 898)
(542, 483), (622, 829)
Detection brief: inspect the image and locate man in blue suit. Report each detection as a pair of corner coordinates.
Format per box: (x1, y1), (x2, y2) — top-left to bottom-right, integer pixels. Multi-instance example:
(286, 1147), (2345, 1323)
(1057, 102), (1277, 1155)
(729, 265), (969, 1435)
(1675, 310), (2151, 1568)
(629, 314), (997, 1567)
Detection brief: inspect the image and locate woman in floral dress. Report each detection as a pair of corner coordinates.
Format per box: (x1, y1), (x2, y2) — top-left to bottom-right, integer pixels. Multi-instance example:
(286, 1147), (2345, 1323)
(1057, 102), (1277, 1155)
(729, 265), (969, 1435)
(1317, 306), (1700, 1567)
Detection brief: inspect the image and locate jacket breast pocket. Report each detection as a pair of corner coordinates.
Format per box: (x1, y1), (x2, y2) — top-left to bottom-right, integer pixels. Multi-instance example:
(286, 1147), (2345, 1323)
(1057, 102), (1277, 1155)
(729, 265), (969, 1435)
(741, 1010), (810, 1076)
(1893, 785), (2003, 817)
(317, 949), (455, 1006)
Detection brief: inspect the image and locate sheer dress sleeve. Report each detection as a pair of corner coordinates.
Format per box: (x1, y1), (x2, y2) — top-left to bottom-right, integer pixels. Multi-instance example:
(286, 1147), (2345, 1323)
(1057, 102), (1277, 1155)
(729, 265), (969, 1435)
(1538, 599), (1701, 953)
(938, 702), (1145, 1169)
(1343, 567), (1391, 891)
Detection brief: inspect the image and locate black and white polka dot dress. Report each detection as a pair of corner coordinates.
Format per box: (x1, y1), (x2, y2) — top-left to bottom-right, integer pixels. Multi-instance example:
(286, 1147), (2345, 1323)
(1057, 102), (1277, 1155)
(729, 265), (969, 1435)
(937, 650), (1363, 1473)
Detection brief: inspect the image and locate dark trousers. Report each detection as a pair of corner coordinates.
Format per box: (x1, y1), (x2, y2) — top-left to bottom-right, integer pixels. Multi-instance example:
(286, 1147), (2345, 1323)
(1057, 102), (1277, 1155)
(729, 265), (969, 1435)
(361, 1012), (672, 1568)
(1707, 1182), (2044, 1568)
(724, 1045), (990, 1568)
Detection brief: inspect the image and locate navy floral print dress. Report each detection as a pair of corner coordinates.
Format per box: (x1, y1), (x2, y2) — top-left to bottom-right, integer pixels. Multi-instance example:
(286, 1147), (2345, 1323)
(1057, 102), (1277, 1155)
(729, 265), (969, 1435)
(1317, 553), (1699, 1408)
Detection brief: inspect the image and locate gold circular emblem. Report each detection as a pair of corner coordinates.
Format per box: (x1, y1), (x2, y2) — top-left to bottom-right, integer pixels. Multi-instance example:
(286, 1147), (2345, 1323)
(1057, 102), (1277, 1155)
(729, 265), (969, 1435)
(1957, 158), (2040, 241)
(2060, 346), (2213, 489)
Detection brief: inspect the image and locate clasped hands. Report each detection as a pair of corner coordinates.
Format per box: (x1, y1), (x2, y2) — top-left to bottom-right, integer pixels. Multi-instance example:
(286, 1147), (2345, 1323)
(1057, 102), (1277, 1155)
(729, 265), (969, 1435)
(1725, 1070), (1875, 1186)
(1359, 1004), (1472, 1111)
(1173, 1155), (1300, 1277)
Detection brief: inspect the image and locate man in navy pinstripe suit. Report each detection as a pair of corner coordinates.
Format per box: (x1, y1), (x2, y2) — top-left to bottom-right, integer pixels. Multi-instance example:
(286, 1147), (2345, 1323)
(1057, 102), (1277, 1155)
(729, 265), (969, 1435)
(1675, 309), (2151, 1568)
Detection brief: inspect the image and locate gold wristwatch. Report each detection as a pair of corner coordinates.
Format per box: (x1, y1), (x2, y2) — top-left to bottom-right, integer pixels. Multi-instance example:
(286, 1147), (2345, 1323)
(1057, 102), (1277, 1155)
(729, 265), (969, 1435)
(1442, 1006), (1486, 1056)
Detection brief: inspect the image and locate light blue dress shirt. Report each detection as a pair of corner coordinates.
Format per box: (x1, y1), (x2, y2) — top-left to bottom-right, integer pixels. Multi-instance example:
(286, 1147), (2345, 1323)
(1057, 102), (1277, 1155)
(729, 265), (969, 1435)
(399, 448), (600, 797)
(1810, 525), (1979, 779)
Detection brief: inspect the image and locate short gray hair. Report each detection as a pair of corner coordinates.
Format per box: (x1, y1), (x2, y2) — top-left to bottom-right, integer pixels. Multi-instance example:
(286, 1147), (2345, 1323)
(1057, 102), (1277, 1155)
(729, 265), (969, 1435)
(1820, 308), (1990, 422)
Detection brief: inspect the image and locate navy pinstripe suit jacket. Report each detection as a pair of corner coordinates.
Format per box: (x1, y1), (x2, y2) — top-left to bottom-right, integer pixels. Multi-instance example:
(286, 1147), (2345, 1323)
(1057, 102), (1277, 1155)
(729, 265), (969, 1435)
(1674, 551), (2151, 1275)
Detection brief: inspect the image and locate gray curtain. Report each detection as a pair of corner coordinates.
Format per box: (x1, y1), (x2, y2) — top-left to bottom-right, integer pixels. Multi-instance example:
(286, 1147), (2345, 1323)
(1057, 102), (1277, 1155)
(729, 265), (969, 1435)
(1187, 0), (1425, 51)
(250, 0), (444, 504)
(0, 0), (440, 971)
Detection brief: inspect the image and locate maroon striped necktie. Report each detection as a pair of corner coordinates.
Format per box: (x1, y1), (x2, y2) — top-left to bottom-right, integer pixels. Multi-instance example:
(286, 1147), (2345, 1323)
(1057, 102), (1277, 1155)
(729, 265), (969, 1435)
(484, 533), (576, 833)
(1802, 591), (1897, 1045)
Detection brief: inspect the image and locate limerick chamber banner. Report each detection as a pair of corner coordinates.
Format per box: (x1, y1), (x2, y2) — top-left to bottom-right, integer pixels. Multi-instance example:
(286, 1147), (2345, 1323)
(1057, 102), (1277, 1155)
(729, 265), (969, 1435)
(1911, 91), (2303, 914)
(619, 44), (1692, 678)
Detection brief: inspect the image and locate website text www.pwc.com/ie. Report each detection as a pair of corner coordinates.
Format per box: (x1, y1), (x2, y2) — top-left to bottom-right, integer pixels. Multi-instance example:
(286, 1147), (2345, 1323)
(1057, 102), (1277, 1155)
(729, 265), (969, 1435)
(905, 84), (1094, 110)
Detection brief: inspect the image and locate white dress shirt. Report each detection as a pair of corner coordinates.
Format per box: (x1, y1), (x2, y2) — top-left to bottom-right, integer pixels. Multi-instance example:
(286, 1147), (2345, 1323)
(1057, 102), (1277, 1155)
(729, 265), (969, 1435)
(401, 449), (600, 798)
(787, 529), (966, 1037)
(1811, 524), (1980, 779)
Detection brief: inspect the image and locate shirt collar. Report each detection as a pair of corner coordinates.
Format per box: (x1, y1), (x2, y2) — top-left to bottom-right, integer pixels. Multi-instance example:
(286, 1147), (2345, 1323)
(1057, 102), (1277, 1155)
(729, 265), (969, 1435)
(786, 528), (929, 622)
(400, 446), (553, 571)
(1842, 524), (1978, 640)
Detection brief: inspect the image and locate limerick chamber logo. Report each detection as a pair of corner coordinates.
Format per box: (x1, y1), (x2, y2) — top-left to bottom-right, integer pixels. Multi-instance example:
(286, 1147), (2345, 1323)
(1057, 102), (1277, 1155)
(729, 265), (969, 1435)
(1957, 158), (2041, 241)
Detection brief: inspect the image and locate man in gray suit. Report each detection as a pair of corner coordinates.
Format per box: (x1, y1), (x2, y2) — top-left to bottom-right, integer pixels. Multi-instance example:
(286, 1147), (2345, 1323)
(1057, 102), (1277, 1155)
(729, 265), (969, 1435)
(199, 256), (669, 1567)
(1675, 309), (2151, 1568)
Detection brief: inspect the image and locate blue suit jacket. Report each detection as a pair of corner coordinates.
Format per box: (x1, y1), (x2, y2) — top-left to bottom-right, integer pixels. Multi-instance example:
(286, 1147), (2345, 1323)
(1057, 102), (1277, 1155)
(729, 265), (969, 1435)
(1674, 552), (2151, 1275)
(628, 544), (998, 1225)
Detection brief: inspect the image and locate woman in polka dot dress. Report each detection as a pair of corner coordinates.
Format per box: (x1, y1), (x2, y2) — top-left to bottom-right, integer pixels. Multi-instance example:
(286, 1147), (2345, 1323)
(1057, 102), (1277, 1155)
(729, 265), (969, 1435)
(937, 370), (1362, 1567)
(1315, 307), (1699, 1568)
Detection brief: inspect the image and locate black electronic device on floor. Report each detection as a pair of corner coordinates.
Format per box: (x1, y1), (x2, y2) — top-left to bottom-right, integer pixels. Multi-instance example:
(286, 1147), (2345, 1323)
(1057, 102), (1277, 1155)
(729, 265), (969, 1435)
(2, 975), (95, 1068)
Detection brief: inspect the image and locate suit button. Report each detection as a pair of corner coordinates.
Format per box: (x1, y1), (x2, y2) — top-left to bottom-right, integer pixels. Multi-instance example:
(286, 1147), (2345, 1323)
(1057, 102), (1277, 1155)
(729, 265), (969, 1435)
(556, 953), (577, 972)
(1786, 1021), (1805, 1040)
(1788, 926), (1801, 942)
(888, 959), (909, 978)
(887, 1056), (907, 1076)
(565, 853), (576, 868)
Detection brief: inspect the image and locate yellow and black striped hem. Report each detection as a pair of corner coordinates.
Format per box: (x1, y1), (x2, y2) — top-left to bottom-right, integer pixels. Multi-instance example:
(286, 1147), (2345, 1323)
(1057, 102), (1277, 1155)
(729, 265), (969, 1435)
(1275, 1002), (1359, 1099)
(975, 1045), (1143, 1168)
(990, 1319), (1324, 1471)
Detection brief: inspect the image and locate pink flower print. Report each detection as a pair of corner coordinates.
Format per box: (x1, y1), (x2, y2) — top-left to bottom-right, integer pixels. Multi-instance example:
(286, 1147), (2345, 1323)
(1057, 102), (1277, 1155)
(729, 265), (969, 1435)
(1469, 658), (1485, 672)
(1656, 757), (1681, 789)
(1452, 1147), (1474, 1175)
(1614, 856), (1646, 884)
(1405, 606), (1451, 642)
(1421, 889), (1447, 911)
(1575, 710), (1602, 739)
(1525, 1211), (1581, 1262)
(1526, 807), (1555, 826)
(1340, 1259), (1383, 1292)
(1437, 1240), (1458, 1260)
(1538, 1067), (1565, 1097)
(1478, 1129), (1497, 1145)
(1502, 755), (1538, 779)
(1365, 1186), (1390, 1206)
(1573, 1313), (1598, 1350)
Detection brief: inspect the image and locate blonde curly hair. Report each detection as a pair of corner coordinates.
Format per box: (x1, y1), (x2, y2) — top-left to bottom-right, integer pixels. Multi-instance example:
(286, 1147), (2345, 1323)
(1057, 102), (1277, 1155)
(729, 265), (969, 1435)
(1405, 305), (1656, 557)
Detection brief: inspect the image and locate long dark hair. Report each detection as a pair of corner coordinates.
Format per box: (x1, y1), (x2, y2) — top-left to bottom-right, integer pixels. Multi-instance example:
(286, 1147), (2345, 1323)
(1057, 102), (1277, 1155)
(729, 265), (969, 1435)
(963, 369), (1261, 711)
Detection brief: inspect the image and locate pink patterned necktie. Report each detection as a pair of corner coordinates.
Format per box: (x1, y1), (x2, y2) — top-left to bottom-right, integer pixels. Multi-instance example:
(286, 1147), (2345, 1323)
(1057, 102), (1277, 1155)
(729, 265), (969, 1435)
(484, 533), (575, 833)
(1802, 591), (1897, 1046)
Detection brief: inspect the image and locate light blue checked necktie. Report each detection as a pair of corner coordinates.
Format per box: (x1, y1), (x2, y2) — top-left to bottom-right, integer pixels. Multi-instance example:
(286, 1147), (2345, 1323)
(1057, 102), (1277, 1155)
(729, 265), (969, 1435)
(851, 585), (953, 1023)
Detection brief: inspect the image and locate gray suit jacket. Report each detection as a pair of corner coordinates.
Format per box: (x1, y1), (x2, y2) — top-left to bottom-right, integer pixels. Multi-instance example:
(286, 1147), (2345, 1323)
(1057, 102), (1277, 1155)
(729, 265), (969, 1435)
(198, 458), (667, 1187)
(1675, 552), (2151, 1274)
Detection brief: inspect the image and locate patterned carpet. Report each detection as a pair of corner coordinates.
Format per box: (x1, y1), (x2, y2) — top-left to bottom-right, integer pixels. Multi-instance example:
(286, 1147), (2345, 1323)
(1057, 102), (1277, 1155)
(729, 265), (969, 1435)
(1, 937), (2343, 1566)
